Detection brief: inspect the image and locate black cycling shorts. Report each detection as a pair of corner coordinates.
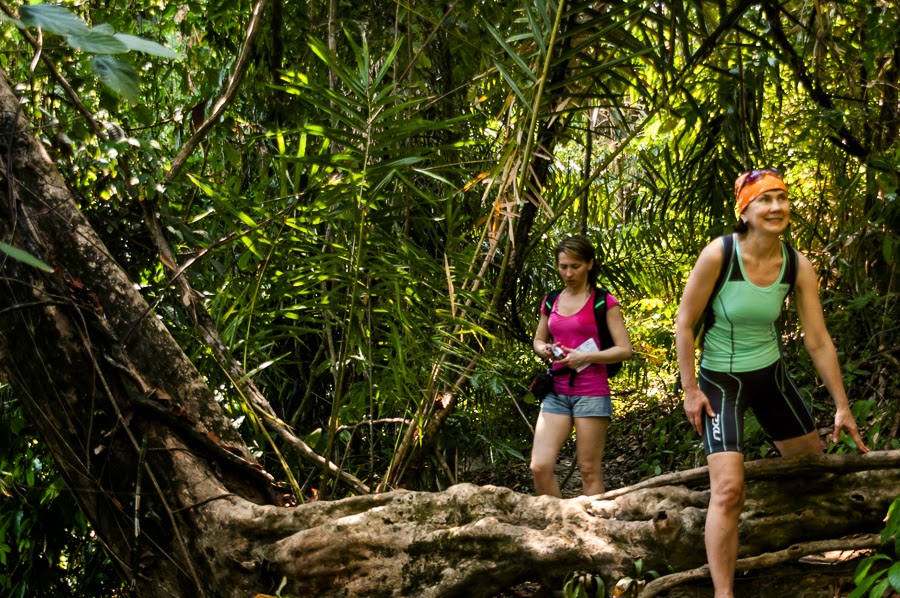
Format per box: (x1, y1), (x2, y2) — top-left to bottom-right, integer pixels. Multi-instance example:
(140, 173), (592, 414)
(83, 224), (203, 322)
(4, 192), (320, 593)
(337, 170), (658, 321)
(698, 359), (815, 455)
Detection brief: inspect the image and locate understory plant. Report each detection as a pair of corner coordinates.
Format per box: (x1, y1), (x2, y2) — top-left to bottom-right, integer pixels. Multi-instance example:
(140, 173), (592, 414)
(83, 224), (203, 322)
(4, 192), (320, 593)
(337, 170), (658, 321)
(849, 496), (900, 598)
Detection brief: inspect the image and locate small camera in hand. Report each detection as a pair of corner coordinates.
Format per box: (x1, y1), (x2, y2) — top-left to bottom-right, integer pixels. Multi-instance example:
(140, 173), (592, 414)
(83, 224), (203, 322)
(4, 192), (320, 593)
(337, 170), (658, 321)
(550, 345), (566, 360)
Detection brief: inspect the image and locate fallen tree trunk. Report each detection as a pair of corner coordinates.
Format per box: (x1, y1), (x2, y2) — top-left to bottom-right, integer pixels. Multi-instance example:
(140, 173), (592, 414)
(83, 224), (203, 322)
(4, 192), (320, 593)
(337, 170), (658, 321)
(1, 68), (897, 597)
(251, 456), (899, 596)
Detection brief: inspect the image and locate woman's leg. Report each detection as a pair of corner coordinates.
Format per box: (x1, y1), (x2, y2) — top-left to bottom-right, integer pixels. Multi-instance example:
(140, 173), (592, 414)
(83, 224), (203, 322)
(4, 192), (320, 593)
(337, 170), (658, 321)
(756, 359), (819, 458)
(530, 411), (573, 497)
(774, 431), (822, 457)
(705, 452), (745, 598)
(573, 416), (610, 496)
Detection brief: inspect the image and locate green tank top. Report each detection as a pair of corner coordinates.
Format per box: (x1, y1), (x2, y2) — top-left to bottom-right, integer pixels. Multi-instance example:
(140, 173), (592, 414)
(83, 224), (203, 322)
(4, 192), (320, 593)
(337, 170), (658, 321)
(700, 237), (792, 373)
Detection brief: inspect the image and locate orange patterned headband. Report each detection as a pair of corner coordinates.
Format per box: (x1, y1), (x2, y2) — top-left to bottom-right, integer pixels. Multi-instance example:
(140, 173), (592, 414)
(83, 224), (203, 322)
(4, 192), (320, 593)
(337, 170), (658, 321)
(735, 168), (788, 215)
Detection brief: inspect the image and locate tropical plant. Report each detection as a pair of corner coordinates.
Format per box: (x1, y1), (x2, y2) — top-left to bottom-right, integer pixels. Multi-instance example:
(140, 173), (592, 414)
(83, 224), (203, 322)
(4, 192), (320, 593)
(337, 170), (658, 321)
(849, 496), (900, 598)
(0, 0), (897, 593)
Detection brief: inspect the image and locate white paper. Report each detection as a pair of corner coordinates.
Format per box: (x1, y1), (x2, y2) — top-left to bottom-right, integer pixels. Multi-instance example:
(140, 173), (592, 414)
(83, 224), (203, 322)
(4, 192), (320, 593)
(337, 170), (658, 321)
(573, 337), (599, 372)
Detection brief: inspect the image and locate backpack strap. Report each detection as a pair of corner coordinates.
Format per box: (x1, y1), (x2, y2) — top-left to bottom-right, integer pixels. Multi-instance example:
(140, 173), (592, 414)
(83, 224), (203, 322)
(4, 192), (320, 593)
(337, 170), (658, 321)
(541, 287), (622, 377)
(775, 240), (800, 357)
(712, 233), (734, 303)
(694, 234), (735, 348)
(782, 240), (799, 296)
(592, 288), (611, 344)
(541, 289), (562, 317)
(592, 288), (622, 377)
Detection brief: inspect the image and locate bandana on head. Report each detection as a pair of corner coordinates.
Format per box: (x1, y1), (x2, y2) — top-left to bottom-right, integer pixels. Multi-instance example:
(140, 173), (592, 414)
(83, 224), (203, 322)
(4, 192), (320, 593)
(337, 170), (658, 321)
(735, 169), (788, 215)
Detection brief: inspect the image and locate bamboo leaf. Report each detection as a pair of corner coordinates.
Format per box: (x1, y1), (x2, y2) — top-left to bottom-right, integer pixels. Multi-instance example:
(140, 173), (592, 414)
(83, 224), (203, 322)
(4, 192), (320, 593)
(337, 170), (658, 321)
(493, 60), (533, 114)
(373, 39), (403, 88)
(483, 22), (537, 83)
(523, 2), (546, 60)
(0, 242), (54, 273)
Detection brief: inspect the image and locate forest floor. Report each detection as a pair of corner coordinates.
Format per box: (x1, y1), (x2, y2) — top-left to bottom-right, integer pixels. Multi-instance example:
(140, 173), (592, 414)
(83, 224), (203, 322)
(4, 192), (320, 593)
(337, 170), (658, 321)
(459, 436), (877, 598)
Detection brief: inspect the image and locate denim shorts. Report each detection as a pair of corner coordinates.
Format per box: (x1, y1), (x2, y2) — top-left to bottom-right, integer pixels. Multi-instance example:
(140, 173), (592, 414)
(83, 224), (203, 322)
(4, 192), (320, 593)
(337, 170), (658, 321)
(540, 392), (612, 418)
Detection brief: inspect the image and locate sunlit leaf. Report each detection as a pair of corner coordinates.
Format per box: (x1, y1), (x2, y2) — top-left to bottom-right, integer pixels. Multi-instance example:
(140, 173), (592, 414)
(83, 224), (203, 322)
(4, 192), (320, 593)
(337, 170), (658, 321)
(114, 33), (180, 59)
(68, 28), (129, 54)
(18, 4), (89, 37)
(91, 56), (139, 104)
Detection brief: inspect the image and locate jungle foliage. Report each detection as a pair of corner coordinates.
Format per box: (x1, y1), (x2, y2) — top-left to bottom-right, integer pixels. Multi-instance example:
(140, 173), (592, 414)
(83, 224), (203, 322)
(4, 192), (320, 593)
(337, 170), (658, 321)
(0, 0), (897, 594)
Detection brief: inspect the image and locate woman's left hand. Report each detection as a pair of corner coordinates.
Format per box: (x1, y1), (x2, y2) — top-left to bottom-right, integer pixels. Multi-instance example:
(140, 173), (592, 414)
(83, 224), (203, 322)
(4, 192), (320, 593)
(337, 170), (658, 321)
(557, 347), (588, 370)
(834, 408), (869, 453)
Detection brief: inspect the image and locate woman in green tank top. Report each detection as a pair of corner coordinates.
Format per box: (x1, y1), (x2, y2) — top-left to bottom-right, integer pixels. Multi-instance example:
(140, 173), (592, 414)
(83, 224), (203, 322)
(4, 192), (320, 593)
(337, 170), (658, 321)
(674, 168), (868, 598)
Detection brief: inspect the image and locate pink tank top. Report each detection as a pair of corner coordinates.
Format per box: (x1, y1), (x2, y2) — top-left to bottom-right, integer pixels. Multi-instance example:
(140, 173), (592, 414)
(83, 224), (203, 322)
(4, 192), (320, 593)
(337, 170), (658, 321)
(543, 289), (619, 396)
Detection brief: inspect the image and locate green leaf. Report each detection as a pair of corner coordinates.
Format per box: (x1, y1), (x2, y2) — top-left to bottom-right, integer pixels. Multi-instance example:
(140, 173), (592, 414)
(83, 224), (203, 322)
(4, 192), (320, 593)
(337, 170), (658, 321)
(18, 4), (89, 37)
(0, 242), (53, 273)
(854, 555), (885, 584)
(91, 56), (139, 104)
(493, 60), (533, 115)
(870, 577), (890, 598)
(888, 562), (900, 590)
(67, 29), (129, 54)
(483, 21), (537, 83)
(882, 496), (900, 543)
(0, 14), (25, 28)
(850, 555), (889, 598)
(114, 34), (180, 59)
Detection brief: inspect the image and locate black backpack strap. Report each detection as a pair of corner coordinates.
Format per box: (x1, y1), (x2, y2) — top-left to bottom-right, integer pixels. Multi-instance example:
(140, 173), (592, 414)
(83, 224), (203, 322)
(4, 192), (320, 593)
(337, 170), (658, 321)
(593, 288), (611, 348)
(712, 233), (734, 299)
(550, 366), (578, 386)
(594, 287), (611, 340)
(592, 287), (622, 377)
(695, 234), (735, 346)
(782, 240), (799, 296)
(541, 289), (562, 317)
(775, 240), (800, 357)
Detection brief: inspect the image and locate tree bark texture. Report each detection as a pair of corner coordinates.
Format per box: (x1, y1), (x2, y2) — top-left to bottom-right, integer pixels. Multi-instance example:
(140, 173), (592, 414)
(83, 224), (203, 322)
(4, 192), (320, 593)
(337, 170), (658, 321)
(0, 69), (898, 597)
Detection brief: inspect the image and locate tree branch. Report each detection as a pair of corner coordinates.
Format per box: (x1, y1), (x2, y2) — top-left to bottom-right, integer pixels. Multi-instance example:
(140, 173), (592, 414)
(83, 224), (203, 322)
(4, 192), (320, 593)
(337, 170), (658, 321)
(598, 450), (900, 500)
(640, 534), (881, 597)
(762, 0), (871, 160)
(164, 0), (270, 184)
(0, 0), (104, 139)
(117, 0), (368, 495)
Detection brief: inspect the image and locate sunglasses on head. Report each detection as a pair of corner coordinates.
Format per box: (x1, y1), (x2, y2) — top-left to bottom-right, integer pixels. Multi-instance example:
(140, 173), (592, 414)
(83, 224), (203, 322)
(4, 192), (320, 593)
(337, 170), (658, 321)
(737, 167), (782, 195)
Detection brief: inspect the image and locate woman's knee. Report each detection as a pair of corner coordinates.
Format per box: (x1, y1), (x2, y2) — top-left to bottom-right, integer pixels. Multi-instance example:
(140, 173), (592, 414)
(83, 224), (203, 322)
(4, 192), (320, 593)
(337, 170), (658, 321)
(578, 459), (602, 481)
(710, 480), (745, 510)
(530, 458), (555, 479)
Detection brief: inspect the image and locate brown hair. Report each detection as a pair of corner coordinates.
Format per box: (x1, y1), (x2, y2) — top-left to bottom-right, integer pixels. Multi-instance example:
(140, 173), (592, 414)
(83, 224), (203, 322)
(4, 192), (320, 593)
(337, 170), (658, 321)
(555, 235), (600, 287)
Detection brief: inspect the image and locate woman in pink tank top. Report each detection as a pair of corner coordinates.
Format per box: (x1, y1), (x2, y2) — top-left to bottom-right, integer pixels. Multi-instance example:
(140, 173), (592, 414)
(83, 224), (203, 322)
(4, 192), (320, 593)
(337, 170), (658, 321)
(531, 235), (632, 497)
